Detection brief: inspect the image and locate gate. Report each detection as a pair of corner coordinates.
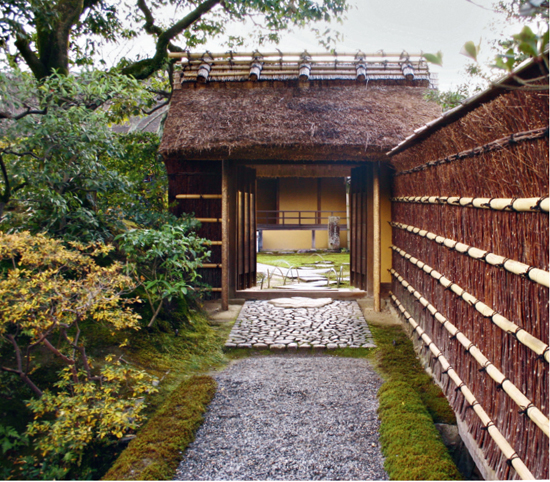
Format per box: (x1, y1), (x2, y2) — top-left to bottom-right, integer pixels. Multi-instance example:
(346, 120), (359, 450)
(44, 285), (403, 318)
(236, 166), (257, 290)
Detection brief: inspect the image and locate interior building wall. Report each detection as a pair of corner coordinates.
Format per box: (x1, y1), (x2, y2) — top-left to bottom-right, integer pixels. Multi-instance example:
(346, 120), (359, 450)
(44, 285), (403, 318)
(259, 177), (349, 251)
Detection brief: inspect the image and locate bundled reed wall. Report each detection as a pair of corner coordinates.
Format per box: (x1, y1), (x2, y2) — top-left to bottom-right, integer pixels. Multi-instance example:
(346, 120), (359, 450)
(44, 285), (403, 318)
(390, 86), (548, 479)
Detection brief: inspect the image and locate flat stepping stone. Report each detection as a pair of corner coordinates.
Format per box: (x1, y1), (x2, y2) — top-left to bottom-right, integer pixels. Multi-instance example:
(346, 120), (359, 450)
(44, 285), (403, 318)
(225, 299), (376, 350)
(268, 297), (333, 308)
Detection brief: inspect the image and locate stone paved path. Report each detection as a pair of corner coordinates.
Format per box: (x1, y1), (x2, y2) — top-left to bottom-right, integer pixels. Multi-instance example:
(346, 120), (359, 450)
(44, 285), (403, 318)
(225, 300), (375, 350)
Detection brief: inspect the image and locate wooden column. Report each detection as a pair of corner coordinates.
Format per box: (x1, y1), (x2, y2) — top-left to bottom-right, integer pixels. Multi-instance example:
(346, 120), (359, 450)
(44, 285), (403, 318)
(222, 160), (230, 311)
(366, 164), (374, 296)
(227, 162), (237, 300)
(373, 162), (381, 312)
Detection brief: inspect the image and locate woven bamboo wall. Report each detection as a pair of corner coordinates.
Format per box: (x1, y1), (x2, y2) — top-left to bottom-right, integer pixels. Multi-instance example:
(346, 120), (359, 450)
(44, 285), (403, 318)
(390, 88), (549, 479)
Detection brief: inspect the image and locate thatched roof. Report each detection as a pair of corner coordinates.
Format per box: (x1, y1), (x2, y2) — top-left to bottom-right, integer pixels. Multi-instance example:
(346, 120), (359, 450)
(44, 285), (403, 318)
(159, 81), (441, 161)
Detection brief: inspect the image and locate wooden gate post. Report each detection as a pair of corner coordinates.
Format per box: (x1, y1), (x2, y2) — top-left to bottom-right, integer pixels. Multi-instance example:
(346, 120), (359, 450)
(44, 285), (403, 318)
(222, 159), (230, 311)
(373, 162), (381, 312)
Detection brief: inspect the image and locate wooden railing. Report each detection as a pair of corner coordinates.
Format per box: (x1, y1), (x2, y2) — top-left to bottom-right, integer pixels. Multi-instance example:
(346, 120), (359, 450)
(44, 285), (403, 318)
(257, 210), (347, 229)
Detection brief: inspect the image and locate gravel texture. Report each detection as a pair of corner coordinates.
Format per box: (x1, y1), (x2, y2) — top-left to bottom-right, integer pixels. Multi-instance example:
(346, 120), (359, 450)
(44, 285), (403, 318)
(225, 300), (376, 350)
(175, 356), (387, 480)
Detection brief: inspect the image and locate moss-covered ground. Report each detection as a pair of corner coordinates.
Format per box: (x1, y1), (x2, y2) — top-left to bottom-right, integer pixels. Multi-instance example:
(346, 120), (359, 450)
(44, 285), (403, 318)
(331, 323), (461, 480)
(102, 375), (217, 480)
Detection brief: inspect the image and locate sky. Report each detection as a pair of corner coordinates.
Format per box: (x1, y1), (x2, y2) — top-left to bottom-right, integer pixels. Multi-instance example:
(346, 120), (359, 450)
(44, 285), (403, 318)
(105, 0), (530, 92)
(184, 0), (524, 91)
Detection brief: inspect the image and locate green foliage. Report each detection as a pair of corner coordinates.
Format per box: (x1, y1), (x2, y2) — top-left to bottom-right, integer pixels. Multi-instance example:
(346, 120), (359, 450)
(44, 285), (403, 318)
(117, 224), (211, 327)
(0, 231), (162, 478)
(424, 84), (474, 112)
(23, 358), (156, 478)
(423, 51), (443, 67)
(103, 375), (217, 481)
(0, 424), (27, 454)
(0, 70), (157, 242)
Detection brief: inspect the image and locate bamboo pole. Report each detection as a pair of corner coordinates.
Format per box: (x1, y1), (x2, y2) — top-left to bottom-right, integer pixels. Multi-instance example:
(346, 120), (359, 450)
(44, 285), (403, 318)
(202, 263), (222, 268)
(201, 240), (222, 246)
(175, 194), (222, 199)
(391, 196), (549, 213)
(391, 222), (550, 287)
(390, 269), (549, 436)
(391, 245), (550, 362)
(196, 218), (222, 223)
(179, 58), (428, 67)
(169, 51), (425, 59)
(389, 292), (536, 481)
(394, 127), (549, 177)
(373, 163), (381, 312)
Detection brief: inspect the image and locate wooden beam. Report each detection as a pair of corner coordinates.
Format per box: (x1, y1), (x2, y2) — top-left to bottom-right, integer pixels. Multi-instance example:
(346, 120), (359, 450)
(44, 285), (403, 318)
(175, 194), (222, 199)
(373, 162), (381, 312)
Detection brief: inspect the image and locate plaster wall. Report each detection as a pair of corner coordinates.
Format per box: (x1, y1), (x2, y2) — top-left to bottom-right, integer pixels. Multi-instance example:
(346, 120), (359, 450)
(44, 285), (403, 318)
(261, 178), (348, 250)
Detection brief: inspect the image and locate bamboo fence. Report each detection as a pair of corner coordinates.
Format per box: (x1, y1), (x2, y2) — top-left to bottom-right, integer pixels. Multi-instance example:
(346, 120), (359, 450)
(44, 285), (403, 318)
(389, 84), (549, 479)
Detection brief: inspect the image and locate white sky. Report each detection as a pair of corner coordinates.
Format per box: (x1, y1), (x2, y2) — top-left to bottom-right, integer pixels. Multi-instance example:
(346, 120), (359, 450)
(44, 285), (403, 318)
(189, 0), (523, 91)
(105, 0), (529, 92)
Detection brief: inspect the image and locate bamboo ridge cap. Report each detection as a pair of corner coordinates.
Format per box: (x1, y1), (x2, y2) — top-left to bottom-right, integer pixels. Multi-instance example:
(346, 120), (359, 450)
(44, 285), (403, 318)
(391, 245), (550, 362)
(390, 270), (549, 437)
(390, 222), (550, 287)
(391, 196), (550, 213)
(169, 51), (425, 59)
(389, 292), (537, 480)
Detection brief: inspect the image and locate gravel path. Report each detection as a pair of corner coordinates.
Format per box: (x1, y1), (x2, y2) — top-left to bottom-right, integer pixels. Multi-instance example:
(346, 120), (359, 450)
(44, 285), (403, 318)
(175, 356), (387, 480)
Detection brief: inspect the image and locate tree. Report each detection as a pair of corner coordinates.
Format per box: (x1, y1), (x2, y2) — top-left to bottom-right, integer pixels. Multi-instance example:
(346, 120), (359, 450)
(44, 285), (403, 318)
(0, 231), (156, 478)
(0, 70), (161, 240)
(117, 223), (210, 327)
(1, 0), (349, 81)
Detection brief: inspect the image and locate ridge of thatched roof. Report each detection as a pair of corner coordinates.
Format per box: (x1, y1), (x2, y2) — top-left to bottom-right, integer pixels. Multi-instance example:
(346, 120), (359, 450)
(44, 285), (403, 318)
(168, 50), (435, 85)
(159, 81), (441, 161)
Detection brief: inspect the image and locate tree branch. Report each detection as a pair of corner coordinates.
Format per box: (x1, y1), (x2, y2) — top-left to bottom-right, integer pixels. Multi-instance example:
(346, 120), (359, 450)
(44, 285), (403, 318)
(121, 0), (221, 79)
(13, 33), (48, 80)
(3, 335), (43, 397)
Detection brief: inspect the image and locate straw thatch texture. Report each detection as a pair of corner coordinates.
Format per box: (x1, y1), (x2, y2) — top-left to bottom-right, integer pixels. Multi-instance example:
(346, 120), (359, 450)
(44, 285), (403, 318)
(389, 84), (549, 480)
(159, 82), (440, 161)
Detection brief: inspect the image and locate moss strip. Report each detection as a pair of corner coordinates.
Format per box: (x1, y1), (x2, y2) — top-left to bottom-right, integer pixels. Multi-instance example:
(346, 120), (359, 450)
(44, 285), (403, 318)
(102, 375), (217, 481)
(369, 324), (462, 480)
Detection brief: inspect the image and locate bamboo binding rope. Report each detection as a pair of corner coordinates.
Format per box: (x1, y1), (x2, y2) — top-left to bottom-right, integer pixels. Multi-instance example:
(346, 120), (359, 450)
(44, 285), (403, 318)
(390, 222), (550, 288)
(394, 127), (549, 177)
(390, 268), (550, 436)
(391, 196), (549, 213)
(389, 292), (536, 481)
(391, 245), (550, 363)
(175, 194), (222, 199)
